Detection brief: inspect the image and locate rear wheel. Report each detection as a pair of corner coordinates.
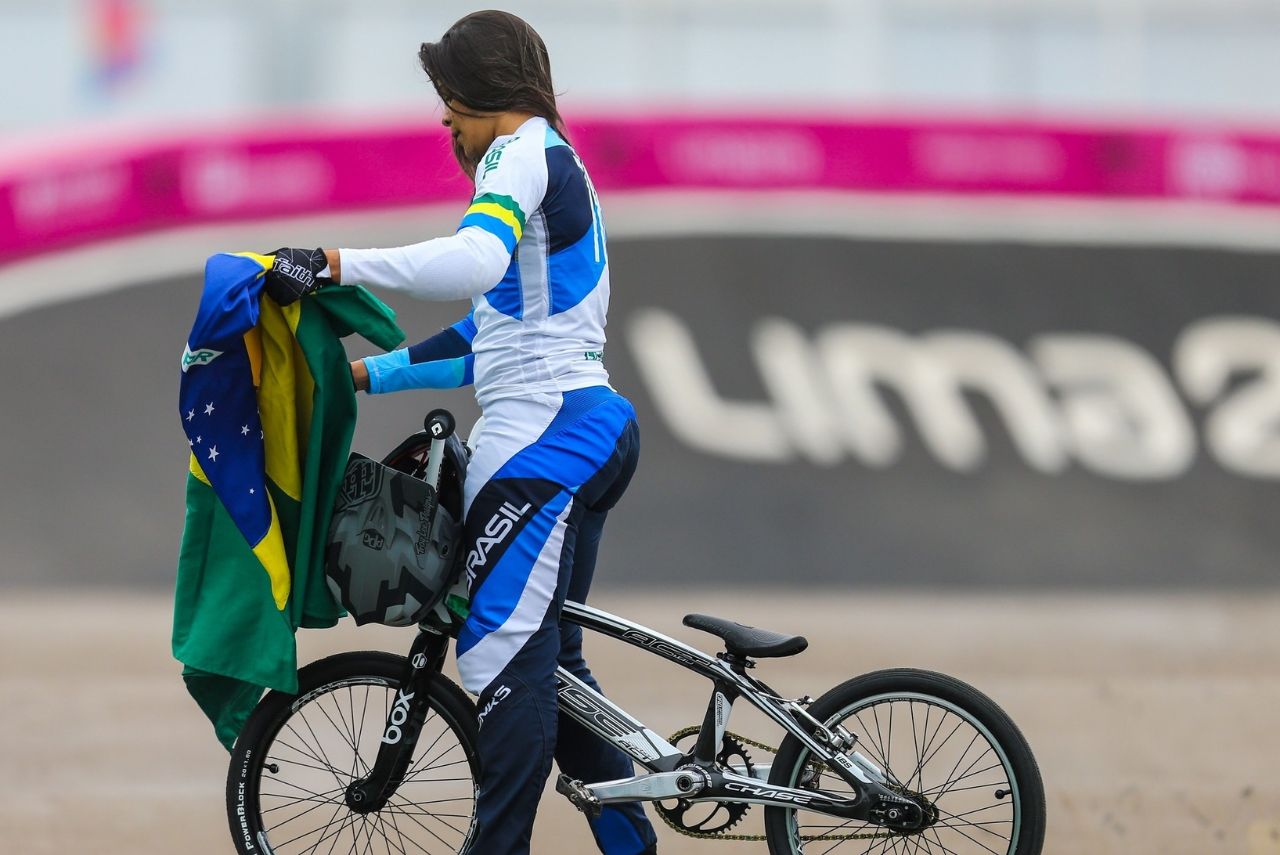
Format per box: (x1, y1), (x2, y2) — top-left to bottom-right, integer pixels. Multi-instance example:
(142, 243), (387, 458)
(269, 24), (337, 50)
(226, 651), (480, 854)
(764, 668), (1045, 855)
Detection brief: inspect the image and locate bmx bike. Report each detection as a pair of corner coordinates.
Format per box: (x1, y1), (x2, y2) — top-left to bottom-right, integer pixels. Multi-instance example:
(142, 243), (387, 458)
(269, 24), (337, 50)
(226, 410), (1046, 855)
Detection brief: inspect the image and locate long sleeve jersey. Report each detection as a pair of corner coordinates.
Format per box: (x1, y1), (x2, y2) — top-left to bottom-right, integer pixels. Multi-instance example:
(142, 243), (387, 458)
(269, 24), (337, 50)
(342, 116), (612, 409)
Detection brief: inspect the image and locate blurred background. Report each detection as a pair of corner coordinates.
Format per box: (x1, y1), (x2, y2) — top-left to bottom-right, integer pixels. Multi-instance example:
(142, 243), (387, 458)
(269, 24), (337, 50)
(2, 1), (1279, 854)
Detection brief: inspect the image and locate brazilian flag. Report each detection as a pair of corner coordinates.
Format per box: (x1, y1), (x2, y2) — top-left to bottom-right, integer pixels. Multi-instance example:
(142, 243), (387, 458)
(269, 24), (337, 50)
(174, 253), (403, 749)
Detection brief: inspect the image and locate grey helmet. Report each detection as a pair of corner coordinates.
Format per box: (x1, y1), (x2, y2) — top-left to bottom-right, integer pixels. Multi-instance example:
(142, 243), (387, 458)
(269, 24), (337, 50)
(325, 453), (463, 626)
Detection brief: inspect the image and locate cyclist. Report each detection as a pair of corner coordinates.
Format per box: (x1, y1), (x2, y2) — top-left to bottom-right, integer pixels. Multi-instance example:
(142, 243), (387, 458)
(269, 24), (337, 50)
(261, 11), (658, 855)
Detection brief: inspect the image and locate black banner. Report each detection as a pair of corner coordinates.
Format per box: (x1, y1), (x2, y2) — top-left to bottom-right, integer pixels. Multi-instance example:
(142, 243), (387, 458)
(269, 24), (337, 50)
(2, 235), (1278, 589)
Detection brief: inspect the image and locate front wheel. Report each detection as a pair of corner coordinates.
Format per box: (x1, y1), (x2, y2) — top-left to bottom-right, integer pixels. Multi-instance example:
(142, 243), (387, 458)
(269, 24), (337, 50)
(226, 651), (480, 854)
(764, 668), (1045, 855)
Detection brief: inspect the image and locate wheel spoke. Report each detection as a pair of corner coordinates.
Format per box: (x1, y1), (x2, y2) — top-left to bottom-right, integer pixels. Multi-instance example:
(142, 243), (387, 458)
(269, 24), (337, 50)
(381, 796), (468, 848)
(259, 782), (348, 816)
(388, 791), (471, 837)
(356, 684), (375, 776)
(861, 705), (907, 789)
(927, 731), (983, 801)
(885, 701), (895, 785)
(363, 814), (392, 855)
(934, 804), (1013, 839)
(906, 718), (966, 791)
(318, 800), (352, 855)
(928, 815), (1006, 855)
(370, 811), (410, 855)
(260, 773), (351, 804)
(399, 721), (458, 780)
(909, 701), (924, 793)
(315, 692), (362, 762)
(925, 825), (964, 855)
(272, 798), (357, 852)
(384, 805), (426, 855)
(295, 708), (351, 792)
(267, 751), (357, 781)
(929, 756), (1001, 802)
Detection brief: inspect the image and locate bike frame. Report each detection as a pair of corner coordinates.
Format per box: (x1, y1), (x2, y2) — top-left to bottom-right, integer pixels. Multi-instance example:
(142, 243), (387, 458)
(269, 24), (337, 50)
(349, 600), (917, 827)
(553, 601), (911, 823)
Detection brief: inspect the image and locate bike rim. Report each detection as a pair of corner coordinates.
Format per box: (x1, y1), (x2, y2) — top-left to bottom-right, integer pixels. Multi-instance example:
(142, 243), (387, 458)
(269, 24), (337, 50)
(251, 677), (477, 854)
(784, 691), (1021, 855)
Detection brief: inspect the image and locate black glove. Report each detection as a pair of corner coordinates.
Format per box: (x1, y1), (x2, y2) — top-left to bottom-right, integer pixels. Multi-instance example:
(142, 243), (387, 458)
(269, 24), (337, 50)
(263, 247), (328, 306)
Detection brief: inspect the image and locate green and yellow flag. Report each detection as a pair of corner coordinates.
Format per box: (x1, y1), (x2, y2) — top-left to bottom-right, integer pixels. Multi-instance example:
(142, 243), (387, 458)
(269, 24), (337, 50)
(174, 253), (403, 749)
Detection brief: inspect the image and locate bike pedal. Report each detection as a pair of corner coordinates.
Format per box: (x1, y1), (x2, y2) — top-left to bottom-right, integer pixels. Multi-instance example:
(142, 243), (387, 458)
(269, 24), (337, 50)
(555, 774), (602, 818)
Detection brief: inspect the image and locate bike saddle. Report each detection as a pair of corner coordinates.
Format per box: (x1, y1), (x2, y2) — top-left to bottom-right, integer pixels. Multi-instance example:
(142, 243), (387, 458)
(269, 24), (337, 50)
(683, 614), (808, 659)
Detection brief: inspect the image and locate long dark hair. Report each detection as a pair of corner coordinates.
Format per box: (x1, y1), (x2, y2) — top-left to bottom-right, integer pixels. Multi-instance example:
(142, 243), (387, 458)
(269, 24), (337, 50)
(419, 11), (567, 163)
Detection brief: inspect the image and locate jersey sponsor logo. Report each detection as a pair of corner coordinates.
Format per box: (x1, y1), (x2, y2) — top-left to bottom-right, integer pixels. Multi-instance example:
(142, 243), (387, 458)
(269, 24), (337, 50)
(584, 350), (604, 362)
(629, 308), (1280, 481)
(181, 344), (222, 372)
(465, 500), (532, 585)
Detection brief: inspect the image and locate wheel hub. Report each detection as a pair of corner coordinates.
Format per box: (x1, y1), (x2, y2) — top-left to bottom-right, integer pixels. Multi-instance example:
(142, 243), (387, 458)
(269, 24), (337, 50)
(344, 779), (380, 814)
(874, 785), (939, 833)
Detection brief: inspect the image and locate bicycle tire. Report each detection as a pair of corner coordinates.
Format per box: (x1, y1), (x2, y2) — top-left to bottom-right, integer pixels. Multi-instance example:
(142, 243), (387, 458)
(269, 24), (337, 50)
(764, 668), (1045, 855)
(226, 651), (480, 855)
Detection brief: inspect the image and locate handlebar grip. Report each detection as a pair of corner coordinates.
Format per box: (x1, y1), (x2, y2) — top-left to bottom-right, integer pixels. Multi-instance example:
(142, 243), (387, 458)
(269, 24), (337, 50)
(422, 409), (454, 489)
(424, 409), (455, 440)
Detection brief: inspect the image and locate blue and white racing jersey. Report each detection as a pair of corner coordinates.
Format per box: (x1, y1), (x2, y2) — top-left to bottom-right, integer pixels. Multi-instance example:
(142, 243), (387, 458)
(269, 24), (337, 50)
(341, 116), (612, 409)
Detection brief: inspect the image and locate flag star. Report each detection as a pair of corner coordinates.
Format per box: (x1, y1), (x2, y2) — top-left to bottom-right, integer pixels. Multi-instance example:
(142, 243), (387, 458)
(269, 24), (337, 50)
(249, 488), (255, 495)
(207, 446), (219, 462)
(241, 425), (251, 436)
(195, 435), (202, 444)
(260, 430), (265, 439)
(188, 438), (194, 447)
(204, 402), (215, 416)
(186, 409), (195, 422)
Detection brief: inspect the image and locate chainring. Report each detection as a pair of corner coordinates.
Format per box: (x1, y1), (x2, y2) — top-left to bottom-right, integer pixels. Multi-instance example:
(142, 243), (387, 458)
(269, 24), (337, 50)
(653, 726), (912, 843)
(654, 731), (755, 836)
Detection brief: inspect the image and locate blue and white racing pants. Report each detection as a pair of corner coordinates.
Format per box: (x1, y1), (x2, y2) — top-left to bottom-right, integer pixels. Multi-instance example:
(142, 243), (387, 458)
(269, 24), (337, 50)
(457, 385), (657, 855)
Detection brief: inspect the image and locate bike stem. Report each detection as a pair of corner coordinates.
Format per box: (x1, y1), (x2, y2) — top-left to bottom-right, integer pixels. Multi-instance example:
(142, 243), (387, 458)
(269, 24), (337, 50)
(345, 627), (450, 814)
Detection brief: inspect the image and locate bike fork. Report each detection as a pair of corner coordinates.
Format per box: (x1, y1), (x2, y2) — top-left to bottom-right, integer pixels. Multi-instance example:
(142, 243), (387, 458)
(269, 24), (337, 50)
(345, 627), (450, 814)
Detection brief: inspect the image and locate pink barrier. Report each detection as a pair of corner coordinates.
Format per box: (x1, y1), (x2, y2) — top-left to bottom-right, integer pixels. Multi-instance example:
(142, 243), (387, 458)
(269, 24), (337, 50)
(4, 115), (1280, 266)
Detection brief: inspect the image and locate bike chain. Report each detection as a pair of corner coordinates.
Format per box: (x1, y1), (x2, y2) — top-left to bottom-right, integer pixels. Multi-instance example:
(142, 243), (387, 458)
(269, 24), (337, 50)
(657, 726), (900, 844)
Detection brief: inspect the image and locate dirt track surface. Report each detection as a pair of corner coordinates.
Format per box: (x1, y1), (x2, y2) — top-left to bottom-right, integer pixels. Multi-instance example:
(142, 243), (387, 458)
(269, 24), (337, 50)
(2, 590), (1278, 855)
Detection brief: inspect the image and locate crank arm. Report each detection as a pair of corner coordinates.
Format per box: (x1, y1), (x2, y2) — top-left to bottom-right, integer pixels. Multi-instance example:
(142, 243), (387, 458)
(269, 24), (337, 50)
(582, 770), (706, 804)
